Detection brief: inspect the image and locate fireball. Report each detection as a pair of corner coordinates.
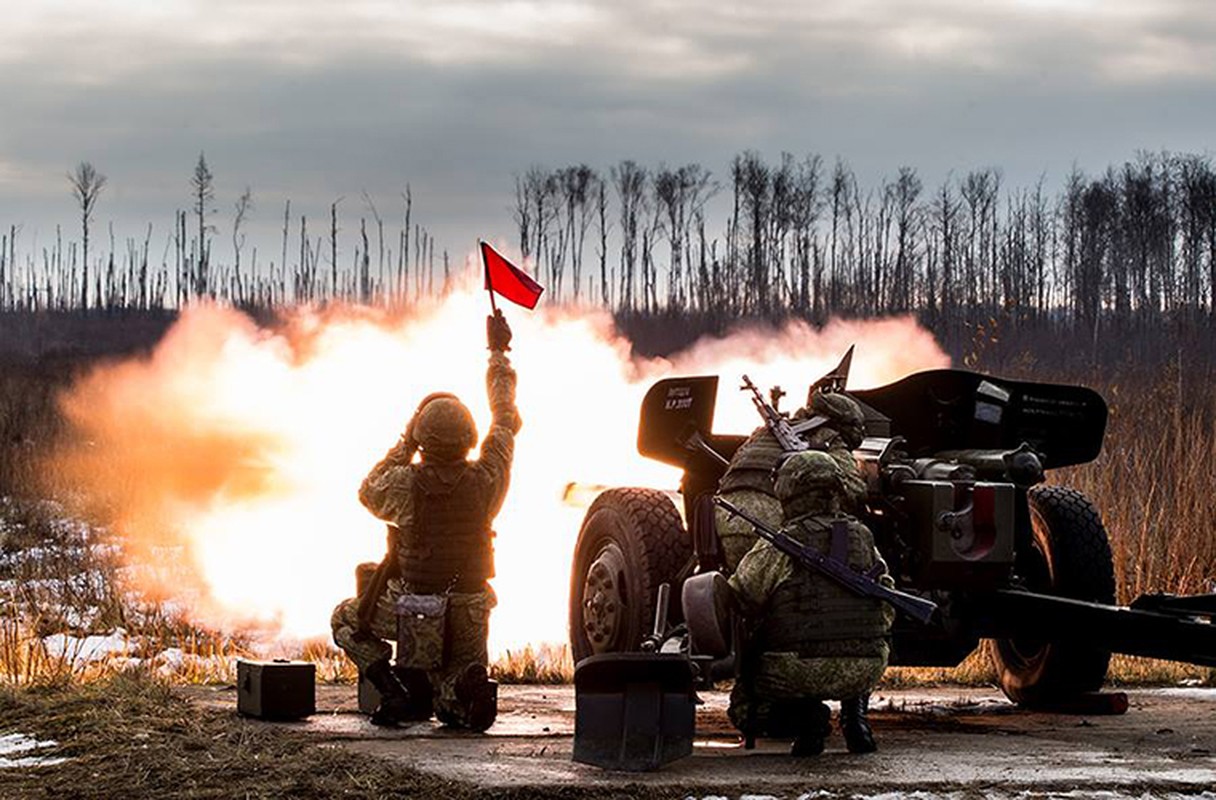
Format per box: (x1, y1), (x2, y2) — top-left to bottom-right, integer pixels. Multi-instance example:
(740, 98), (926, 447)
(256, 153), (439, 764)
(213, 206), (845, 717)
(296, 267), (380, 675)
(52, 286), (948, 655)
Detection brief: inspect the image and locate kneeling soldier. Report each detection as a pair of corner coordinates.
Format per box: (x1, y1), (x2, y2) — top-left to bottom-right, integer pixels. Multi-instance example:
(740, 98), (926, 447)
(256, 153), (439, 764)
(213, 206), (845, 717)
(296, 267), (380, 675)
(331, 310), (520, 730)
(728, 450), (894, 755)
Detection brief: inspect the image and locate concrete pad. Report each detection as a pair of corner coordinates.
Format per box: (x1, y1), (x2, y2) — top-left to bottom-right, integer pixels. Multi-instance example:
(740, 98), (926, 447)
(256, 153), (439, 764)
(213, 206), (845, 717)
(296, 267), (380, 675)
(185, 684), (1216, 797)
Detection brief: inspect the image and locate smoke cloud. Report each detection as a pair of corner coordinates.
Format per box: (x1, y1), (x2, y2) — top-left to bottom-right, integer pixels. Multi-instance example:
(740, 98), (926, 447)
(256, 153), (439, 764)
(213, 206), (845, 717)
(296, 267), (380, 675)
(51, 294), (949, 652)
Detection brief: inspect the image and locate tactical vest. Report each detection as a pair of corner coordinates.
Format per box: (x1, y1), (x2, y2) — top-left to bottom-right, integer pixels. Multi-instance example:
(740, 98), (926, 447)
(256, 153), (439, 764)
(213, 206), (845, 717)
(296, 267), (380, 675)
(718, 428), (786, 496)
(758, 517), (889, 659)
(398, 464), (494, 593)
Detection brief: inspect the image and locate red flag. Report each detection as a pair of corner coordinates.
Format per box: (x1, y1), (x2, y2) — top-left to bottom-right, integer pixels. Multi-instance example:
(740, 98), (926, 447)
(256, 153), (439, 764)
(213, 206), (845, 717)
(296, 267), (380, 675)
(481, 241), (544, 309)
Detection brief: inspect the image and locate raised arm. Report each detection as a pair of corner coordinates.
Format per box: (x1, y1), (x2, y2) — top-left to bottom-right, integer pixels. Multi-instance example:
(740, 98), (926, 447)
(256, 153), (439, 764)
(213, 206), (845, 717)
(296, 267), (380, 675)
(478, 311), (522, 514)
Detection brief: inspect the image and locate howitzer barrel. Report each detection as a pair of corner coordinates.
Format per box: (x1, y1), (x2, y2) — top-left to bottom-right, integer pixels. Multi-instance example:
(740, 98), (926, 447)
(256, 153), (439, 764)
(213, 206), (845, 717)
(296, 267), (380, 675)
(713, 496), (938, 624)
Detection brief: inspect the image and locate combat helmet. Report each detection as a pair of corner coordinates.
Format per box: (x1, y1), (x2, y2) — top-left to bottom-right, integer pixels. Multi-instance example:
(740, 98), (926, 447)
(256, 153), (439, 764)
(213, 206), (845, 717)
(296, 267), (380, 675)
(774, 450), (844, 520)
(413, 393), (478, 460)
(809, 391), (866, 449)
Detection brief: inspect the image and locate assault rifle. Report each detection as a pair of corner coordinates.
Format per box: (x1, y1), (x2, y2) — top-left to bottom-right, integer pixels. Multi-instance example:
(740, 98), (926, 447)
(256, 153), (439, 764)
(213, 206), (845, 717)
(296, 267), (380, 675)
(714, 496), (939, 624)
(740, 374), (808, 453)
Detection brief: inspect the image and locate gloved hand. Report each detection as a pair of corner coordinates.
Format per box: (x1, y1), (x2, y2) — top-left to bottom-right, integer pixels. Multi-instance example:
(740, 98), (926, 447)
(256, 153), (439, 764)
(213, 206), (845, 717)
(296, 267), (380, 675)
(402, 413), (418, 449)
(487, 309), (512, 352)
(385, 415), (418, 465)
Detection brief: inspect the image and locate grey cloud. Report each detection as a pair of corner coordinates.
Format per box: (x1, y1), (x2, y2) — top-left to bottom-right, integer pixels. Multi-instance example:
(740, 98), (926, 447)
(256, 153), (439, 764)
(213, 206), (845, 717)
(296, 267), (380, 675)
(2, 0), (1215, 263)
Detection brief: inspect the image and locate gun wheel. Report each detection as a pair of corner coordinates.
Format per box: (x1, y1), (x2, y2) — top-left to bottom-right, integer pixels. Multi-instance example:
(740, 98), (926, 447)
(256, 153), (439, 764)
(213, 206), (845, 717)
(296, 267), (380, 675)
(569, 488), (691, 663)
(988, 485), (1116, 707)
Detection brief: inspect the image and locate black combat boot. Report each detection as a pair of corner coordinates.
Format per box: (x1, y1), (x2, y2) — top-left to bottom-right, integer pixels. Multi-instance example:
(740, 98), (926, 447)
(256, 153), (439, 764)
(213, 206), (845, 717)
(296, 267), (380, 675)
(839, 694), (877, 753)
(397, 668), (435, 721)
(789, 700), (832, 757)
(453, 662), (498, 732)
(364, 659), (414, 727)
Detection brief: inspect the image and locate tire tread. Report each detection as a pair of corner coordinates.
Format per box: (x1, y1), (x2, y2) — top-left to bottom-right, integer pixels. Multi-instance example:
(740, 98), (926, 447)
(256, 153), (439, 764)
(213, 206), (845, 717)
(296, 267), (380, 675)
(989, 485), (1115, 706)
(569, 488), (691, 661)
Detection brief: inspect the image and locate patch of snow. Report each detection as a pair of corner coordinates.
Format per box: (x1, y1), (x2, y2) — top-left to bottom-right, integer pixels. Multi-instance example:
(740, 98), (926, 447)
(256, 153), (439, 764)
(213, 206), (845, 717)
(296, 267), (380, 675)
(1153, 688), (1216, 701)
(0, 733), (68, 769)
(854, 794), (964, 800)
(1014, 793), (1216, 800)
(42, 629), (131, 664)
(156, 647), (186, 669)
(60, 605), (101, 629)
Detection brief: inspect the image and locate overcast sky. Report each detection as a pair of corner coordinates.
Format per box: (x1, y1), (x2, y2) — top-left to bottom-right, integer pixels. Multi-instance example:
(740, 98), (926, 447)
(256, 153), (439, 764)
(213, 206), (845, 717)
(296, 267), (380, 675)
(2, 0), (1214, 267)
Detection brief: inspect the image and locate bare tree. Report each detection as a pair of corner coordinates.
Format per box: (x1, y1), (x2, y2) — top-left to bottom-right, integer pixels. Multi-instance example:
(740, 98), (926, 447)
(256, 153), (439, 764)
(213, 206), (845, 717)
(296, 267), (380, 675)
(68, 161), (107, 309)
(891, 166), (923, 312)
(558, 165), (596, 301)
(512, 173), (532, 262)
(362, 190), (386, 303)
(330, 198), (343, 298)
(961, 169), (997, 310)
(735, 151), (771, 313)
(827, 159), (854, 312)
(930, 176), (960, 325)
(655, 163), (715, 311)
(232, 186), (254, 291)
(612, 161), (647, 312)
(596, 178), (611, 306)
(190, 152), (216, 296)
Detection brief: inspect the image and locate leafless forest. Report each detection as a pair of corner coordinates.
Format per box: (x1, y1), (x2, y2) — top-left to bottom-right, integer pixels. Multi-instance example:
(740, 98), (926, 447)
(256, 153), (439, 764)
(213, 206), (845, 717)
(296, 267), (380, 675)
(2, 151), (1215, 353)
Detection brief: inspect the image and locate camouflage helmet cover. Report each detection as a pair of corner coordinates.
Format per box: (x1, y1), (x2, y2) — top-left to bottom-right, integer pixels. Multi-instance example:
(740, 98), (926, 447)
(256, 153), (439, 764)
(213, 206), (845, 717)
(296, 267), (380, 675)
(810, 390), (866, 448)
(413, 393), (478, 457)
(774, 450), (843, 504)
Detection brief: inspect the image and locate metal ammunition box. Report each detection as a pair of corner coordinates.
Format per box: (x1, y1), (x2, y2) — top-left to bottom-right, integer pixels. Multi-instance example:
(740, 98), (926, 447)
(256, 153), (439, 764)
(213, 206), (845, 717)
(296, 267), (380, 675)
(236, 659), (315, 720)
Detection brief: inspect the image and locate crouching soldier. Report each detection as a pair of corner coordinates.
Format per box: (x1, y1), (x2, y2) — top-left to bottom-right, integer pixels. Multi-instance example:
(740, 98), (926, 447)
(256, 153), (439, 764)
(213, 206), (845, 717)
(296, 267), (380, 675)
(331, 310), (520, 730)
(728, 450), (894, 755)
(715, 386), (868, 572)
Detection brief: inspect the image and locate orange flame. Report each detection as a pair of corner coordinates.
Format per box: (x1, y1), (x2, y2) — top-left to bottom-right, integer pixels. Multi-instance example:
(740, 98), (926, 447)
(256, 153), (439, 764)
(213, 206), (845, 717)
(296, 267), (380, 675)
(52, 291), (948, 654)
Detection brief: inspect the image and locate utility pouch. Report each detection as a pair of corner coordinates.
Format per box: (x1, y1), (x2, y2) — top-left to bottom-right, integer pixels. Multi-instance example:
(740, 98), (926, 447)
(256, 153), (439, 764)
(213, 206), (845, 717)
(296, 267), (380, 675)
(395, 593), (448, 670)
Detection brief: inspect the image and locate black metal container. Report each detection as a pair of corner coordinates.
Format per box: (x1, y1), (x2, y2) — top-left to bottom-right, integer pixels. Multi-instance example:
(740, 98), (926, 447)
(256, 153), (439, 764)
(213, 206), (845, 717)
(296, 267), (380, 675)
(236, 659), (315, 720)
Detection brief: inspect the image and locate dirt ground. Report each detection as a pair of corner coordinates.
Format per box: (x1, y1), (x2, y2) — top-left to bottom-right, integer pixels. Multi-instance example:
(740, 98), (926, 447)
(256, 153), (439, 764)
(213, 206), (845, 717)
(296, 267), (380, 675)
(185, 683), (1216, 798)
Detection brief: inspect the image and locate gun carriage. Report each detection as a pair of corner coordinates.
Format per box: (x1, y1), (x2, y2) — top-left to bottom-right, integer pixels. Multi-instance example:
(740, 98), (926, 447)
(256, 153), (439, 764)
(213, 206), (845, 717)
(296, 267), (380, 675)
(569, 357), (1216, 719)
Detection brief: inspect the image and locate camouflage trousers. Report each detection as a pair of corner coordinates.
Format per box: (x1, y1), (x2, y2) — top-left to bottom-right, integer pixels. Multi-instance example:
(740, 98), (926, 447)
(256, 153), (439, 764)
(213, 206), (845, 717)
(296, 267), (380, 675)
(331, 577), (497, 728)
(727, 650), (888, 737)
(715, 489), (783, 573)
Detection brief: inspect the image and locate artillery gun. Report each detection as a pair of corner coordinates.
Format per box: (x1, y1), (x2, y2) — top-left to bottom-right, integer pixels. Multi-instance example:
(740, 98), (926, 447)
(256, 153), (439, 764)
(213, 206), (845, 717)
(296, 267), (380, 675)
(569, 353), (1216, 725)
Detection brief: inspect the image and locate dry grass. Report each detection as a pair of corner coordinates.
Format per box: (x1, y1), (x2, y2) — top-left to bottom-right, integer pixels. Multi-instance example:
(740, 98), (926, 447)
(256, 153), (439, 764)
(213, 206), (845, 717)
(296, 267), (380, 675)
(0, 670), (467, 800)
(1052, 364), (1216, 601)
(882, 649), (997, 689)
(1105, 654), (1215, 687)
(0, 615), (76, 687)
(492, 642), (574, 684)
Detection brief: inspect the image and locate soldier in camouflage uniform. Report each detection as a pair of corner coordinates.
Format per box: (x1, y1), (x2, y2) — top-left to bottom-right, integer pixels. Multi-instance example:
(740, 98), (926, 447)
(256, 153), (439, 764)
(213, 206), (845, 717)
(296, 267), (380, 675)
(331, 310), (520, 731)
(715, 387), (868, 571)
(728, 449), (894, 756)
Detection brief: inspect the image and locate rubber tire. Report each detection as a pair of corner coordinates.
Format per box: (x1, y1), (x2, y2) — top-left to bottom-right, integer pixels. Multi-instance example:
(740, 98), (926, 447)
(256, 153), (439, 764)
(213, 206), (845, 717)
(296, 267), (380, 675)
(988, 485), (1116, 707)
(569, 488), (691, 663)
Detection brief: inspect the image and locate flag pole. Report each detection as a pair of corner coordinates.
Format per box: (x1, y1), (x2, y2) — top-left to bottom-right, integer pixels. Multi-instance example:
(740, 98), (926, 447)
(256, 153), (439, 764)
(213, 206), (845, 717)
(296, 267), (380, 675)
(480, 240), (499, 314)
